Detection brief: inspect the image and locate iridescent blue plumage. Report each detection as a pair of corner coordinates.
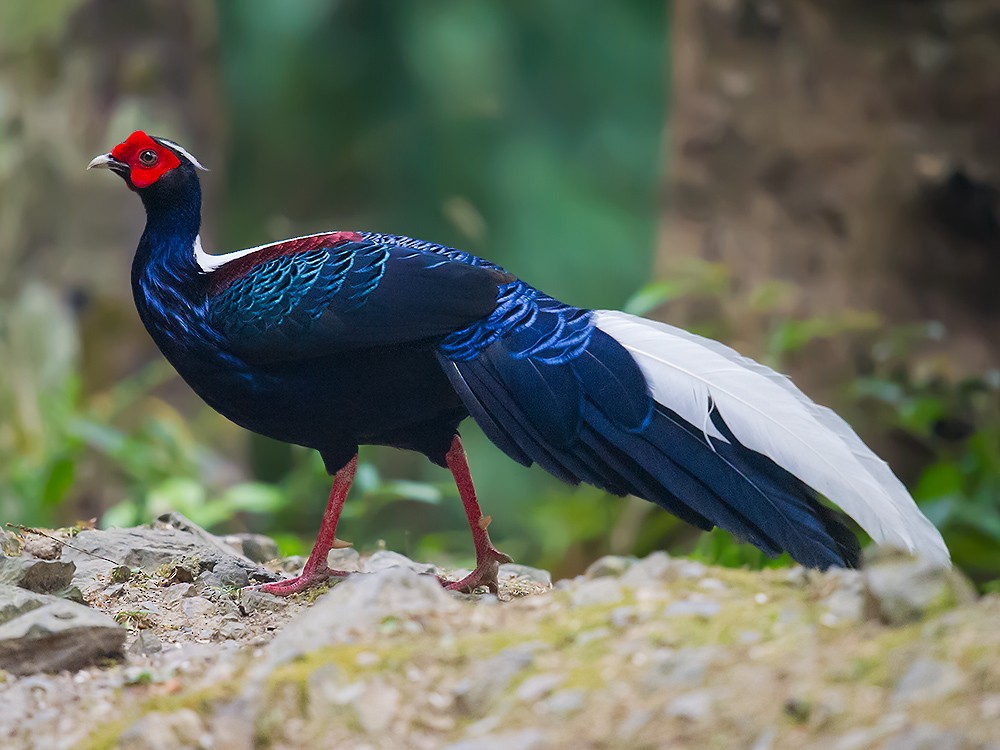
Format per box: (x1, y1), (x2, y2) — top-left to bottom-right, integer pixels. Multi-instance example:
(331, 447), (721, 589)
(439, 281), (593, 364)
(359, 231), (504, 271)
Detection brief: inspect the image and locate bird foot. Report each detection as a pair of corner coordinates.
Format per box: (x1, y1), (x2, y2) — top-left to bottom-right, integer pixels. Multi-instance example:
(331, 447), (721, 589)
(441, 548), (513, 594)
(255, 566), (353, 597)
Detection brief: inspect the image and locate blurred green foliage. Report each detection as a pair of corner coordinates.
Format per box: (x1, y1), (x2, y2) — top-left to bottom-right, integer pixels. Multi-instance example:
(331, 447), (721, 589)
(853, 326), (1000, 584)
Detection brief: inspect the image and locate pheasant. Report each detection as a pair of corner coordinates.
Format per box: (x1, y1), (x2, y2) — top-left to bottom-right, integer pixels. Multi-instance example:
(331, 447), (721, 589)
(89, 131), (949, 595)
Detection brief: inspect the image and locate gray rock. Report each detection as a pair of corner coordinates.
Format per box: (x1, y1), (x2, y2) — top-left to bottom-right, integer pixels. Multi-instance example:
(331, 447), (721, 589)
(0, 556), (76, 594)
(0, 584), (52, 625)
(163, 583), (195, 603)
(117, 709), (208, 750)
(750, 728), (778, 750)
(207, 557), (250, 588)
(23, 536), (62, 560)
(63, 516), (279, 590)
(864, 554), (976, 626)
(363, 550), (436, 574)
(644, 647), (718, 689)
(0, 585), (125, 674)
(181, 596), (216, 622)
(617, 708), (653, 739)
(129, 630), (164, 655)
(611, 606), (637, 628)
(327, 546), (362, 572)
(304, 663), (347, 718)
(240, 587), (289, 614)
(697, 577), (727, 591)
(675, 560), (709, 579)
(621, 551), (674, 586)
(515, 673), (564, 702)
(821, 573), (866, 624)
(498, 563), (552, 588)
(575, 626), (611, 646)
(442, 730), (545, 750)
(354, 681), (400, 733)
(217, 595), (243, 619)
(536, 689), (586, 716)
(220, 532), (280, 563)
(60, 528), (203, 584)
(571, 576), (625, 607)
(585, 555), (635, 578)
(666, 689), (714, 721)
(893, 658), (966, 705)
(275, 554), (307, 573)
(981, 693), (1000, 720)
(663, 598), (722, 619)
(882, 724), (966, 750)
(264, 567), (457, 667)
(454, 646), (536, 716)
(217, 619), (247, 640)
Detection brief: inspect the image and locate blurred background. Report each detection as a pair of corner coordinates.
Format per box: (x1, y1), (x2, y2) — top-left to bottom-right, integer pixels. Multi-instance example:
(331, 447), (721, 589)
(1, 1), (998, 586)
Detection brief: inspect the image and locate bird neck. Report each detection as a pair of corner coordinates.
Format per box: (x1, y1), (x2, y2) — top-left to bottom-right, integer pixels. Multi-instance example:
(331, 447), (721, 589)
(134, 180), (203, 279)
(131, 182), (215, 354)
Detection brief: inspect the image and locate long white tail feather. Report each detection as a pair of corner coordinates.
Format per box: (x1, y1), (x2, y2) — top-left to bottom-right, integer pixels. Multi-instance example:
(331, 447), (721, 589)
(594, 310), (950, 566)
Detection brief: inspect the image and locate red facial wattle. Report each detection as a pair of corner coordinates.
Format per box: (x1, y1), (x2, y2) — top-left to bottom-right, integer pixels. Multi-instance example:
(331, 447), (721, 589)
(110, 130), (181, 188)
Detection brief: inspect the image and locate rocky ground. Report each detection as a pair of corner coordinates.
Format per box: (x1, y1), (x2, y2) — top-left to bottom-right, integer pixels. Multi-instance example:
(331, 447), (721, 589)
(0, 516), (997, 750)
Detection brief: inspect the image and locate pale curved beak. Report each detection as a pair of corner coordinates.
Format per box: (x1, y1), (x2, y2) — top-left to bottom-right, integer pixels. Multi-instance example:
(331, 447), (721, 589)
(87, 153), (128, 173)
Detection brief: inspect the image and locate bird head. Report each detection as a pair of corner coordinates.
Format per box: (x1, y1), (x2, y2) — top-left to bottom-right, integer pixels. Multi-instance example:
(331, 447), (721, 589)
(88, 130), (207, 194)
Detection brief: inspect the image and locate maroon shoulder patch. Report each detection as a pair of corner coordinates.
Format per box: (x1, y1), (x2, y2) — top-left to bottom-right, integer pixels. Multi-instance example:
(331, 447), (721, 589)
(207, 231), (363, 295)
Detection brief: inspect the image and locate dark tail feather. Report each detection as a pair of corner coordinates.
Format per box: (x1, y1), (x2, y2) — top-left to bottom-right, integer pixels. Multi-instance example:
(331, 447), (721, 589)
(438, 329), (859, 569)
(811, 503), (862, 569)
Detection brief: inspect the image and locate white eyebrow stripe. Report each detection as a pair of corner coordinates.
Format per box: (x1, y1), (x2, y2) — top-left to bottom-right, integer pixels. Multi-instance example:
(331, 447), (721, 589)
(155, 137), (209, 171)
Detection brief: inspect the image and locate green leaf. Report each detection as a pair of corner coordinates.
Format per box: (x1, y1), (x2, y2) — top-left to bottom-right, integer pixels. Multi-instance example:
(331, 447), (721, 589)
(913, 463), (964, 502)
(41, 456), (76, 508)
(217, 482), (286, 513)
(623, 281), (687, 316)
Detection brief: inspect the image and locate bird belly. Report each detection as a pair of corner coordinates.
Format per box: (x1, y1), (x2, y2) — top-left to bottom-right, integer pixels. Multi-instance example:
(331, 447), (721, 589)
(175, 344), (468, 469)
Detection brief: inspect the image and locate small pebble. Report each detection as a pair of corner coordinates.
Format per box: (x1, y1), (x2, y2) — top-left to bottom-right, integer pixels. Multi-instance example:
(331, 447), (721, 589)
(663, 598), (721, 619)
(181, 597), (215, 621)
(24, 537), (62, 561)
(537, 689), (586, 716)
(666, 689), (714, 721)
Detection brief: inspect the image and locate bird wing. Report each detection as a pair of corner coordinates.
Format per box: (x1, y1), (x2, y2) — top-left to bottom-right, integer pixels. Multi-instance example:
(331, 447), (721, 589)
(205, 234), (509, 363)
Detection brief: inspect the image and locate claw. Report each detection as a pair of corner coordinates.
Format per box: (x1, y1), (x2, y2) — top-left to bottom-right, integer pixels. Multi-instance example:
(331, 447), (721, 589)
(440, 546), (512, 594)
(254, 567), (353, 597)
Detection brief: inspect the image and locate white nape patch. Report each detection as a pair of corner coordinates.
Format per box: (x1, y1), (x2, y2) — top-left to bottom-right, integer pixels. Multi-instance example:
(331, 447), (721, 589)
(594, 309), (950, 566)
(193, 235), (260, 272)
(155, 137), (209, 171)
(193, 231), (342, 273)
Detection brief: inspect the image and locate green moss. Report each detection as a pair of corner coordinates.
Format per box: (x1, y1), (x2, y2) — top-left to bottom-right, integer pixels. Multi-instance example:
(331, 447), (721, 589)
(77, 717), (130, 750)
(78, 680), (238, 750)
(295, 580), (335, 604)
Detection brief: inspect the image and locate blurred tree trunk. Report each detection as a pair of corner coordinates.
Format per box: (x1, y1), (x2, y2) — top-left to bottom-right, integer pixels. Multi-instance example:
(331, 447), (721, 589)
(0, 0), (224, 387)
(660, 1), (1000, 390)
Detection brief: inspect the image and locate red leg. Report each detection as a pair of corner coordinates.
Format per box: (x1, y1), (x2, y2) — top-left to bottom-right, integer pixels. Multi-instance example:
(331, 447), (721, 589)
(441, 436), (512, 593)
(259, 455), (358, 596)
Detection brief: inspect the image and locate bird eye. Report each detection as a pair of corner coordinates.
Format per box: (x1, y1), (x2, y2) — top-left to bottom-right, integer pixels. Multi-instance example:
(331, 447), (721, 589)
(138, 149), (158, 167)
